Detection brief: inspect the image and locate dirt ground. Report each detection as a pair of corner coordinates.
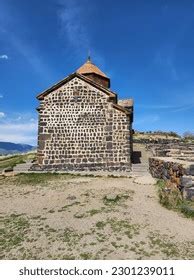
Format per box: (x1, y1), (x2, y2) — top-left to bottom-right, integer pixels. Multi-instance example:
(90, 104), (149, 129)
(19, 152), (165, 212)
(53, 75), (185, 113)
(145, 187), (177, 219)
(0, 172), (194, 260)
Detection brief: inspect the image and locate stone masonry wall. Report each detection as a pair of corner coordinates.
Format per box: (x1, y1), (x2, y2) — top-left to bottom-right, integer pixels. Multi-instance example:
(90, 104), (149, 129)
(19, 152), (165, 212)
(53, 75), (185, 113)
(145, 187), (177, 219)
(84, 73), (110, 88)
(149, 157), (187, 186)
(37, 77), (131, 172)
(149, 157), (194, 201)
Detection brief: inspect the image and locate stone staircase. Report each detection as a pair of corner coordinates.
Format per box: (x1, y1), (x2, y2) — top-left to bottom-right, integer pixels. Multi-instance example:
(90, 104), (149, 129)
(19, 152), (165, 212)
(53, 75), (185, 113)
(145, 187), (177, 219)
(131, 143), (151, 177)
(131, 163), (149, 177)
(13, 162), (33, 173)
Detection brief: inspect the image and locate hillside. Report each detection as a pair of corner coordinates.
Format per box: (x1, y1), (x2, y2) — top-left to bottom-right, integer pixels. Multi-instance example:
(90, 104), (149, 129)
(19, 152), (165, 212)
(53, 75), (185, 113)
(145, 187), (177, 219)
(134, 131), (181, 141)
(0, 142), (35, 155)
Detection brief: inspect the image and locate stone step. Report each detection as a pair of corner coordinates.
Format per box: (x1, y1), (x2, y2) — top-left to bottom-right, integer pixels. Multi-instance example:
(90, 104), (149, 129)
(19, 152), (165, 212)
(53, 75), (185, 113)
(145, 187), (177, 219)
(13, 163), (33, 172)
(132, 162), (150, 176)
(14, 169), (32, 171)
(132, 166), (148, 168)
(132, 165), (148, 167)
(132, 172), (148, 175)
(132, 170), (148, 172)
(132, 167), (148, 171)
(132, 166), (148, 169)
(132, 172), (148, 174)
(132, 170), (148, 173)
(14, 164), (32, 168)
(132, 165), (148, 169)
(132, 168), (148, 171)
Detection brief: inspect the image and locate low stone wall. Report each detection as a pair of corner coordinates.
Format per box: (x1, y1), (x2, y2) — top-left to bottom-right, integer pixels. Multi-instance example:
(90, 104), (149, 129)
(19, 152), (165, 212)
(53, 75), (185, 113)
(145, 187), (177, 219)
(149, 157), (187, 186)
(147, 143), (194, 157)
(134, 138), (182, 145)
(149, 157), (194, 201)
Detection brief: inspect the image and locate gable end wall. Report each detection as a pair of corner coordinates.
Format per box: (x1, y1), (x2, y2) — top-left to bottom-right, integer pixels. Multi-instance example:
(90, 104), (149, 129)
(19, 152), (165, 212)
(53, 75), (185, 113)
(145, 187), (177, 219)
(37, 77), (131, 172)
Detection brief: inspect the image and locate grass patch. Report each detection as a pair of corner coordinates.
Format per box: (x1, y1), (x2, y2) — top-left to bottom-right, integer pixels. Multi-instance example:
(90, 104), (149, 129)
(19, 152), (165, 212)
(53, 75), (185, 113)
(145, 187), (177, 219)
(58, 202), (80, 212)
(0, 153), (36, 171)
(62, 228), (83, 246)
(96, 221), (106, 229)
(157, 179), (183, 209)
(0, 214), (30, 253)
(148, 232), (180, 258)
(103, 195), (121, 205)
(87, 209), (101, 216)
(14, 173), (76, 185)
(95, 218), (140, 241)
(111, 241), (123, 248)
(48, 209), (55, 214)
(107, 174), (129, 178)
(108, 219), (140, 239)
(0, 157), (25, 171)
(80, 253), (92, 260)
(156, 180), (194, 219)
(61, 255), (76, 260)
(180, 202), (194, 218)
(103, 192), (134, 207)
(12, 172), (96, 186)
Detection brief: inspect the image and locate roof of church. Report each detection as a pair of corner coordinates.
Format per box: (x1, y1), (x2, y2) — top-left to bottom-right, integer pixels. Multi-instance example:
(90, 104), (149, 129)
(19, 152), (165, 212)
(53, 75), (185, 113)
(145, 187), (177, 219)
(76, 58), (109, 79)
(37, 72), (115, 100)
(36, 59), (133, 117)
(36, 72), (132, 116)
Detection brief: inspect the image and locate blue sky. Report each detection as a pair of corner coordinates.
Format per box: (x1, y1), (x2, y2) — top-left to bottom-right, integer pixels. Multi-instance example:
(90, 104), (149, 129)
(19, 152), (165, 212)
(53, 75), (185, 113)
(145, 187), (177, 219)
(0, 0), (194, 145)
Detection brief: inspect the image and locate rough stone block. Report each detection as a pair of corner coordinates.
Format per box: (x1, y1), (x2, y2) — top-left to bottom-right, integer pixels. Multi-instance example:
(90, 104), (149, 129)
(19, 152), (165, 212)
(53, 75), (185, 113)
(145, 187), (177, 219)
(183, 187), (194, 201)
(189, 165), (194, 175)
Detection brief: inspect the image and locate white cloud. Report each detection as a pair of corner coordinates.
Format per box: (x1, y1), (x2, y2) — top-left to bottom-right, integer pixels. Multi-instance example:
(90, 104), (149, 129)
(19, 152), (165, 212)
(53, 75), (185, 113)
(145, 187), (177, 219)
(0, 112), (5, 118)
(0, 122), (37, 145)
(57, 0), (106, 69)
(58, 0), (90, 52)
(171, 104), (194, 113)
(12, 113), (37, 123)
(0, 122), (37, 132)
(154, 51), (178, 81)
(0, 54), (8, 60)
(0, 133), (36, 145)
(0, 112), (38, 145)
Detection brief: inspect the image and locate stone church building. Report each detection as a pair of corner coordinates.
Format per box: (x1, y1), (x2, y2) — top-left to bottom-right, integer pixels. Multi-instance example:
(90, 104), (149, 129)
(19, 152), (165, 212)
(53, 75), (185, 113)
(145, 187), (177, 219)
(35, 58), (134, 172)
